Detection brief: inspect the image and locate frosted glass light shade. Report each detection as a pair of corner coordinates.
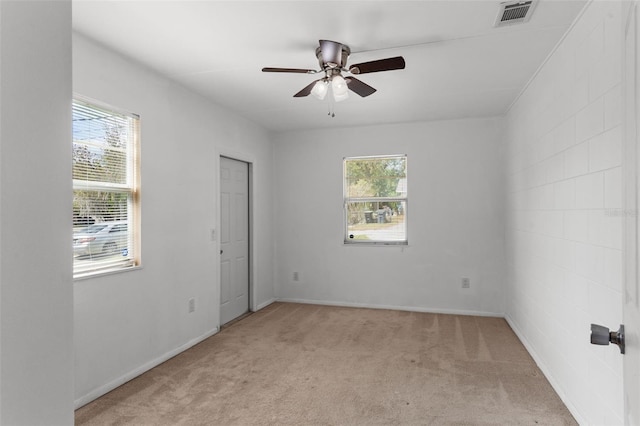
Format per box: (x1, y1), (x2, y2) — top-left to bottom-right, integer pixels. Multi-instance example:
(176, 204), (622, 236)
(332, 75), (349, 102)
(311, 80), (328, 100)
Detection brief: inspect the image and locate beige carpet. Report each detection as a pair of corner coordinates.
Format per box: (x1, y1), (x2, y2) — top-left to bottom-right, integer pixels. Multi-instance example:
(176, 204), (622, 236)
(75, 302), (577, 425)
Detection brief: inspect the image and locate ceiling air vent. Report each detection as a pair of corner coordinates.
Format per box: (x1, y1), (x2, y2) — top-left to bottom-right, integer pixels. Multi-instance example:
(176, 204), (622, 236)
(495, 0), (537, 27)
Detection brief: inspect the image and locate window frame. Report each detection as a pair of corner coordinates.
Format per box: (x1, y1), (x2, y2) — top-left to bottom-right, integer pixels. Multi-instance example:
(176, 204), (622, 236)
(72, 96), (141, 279)
(343, 154), (408, 246)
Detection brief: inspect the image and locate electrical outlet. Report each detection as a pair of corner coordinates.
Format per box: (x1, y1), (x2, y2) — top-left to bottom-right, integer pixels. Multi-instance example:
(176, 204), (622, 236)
(210, 228), (216, 241)
(461, 277), (470, 289)
(188, 298), (196, 313)
(293, 271), (300, 282)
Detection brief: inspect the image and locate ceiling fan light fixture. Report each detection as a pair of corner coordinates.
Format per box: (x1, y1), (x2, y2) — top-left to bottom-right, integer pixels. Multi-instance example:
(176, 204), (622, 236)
(262, 40), (405, 109)
(311, 80), (329, 100)
(332, 75), (349, 102)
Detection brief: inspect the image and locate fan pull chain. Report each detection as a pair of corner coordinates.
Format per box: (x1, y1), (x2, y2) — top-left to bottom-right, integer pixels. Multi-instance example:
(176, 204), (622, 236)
(327, 86), (336, 118)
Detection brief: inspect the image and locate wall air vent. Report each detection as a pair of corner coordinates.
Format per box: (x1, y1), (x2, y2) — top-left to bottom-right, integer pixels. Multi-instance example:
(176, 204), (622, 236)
(495, 0), (537, 27)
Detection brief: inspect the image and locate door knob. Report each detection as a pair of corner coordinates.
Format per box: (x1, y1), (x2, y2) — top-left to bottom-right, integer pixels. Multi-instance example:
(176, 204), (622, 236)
(220, 250), (223, 254)
(590, 324), (625, 354)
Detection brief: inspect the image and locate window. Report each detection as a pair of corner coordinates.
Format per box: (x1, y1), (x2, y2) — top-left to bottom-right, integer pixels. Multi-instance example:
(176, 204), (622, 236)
(344, 155), (407, 244)
(72, 98), (140, 277)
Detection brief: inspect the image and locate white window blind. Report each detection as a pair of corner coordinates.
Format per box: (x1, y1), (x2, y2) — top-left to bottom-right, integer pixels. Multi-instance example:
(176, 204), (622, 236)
(344, 155), (407, 244)
(72, 98), (139, 277)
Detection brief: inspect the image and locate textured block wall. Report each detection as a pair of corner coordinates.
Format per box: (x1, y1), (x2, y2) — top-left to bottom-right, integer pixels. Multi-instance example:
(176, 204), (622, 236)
(505, 2), (624, 424)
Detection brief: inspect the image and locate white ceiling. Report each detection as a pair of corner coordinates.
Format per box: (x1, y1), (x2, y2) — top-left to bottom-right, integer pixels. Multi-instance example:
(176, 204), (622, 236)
(72, 0), (587, 133)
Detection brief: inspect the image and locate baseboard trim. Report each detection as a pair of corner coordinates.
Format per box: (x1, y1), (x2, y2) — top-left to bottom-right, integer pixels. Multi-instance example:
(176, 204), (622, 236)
(255, 298), (276, 311)
(74, 326), (220, 410)
(504, 314), (586, 425)
(276, 297), (504, 318)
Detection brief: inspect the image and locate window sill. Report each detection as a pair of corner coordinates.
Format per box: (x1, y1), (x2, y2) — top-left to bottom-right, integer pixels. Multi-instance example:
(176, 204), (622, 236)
(343, 241), (408, 246)
(73, 264), (143, 281)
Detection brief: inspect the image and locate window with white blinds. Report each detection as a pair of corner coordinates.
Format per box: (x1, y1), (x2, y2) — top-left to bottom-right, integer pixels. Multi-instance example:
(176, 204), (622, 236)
(72, 98), (140, 277)
(344, 155), (407, 245)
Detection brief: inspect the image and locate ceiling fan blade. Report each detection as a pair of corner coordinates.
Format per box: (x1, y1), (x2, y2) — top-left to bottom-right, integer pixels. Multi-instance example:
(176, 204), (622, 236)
(262, 67), (316, 74)
(346, 77), (377, 97)
(349, 56), (405, 75)
(293, 79), (322, 97)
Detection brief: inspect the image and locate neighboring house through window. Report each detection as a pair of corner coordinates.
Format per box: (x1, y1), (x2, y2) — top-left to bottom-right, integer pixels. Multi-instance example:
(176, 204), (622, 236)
(72, 98), (140, 277)
(344, 155), (407, 244)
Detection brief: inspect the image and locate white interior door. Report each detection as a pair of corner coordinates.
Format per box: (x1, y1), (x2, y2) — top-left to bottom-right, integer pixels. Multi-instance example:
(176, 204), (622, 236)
(624, 2), (640, 424)
(220, 156), (250, 325)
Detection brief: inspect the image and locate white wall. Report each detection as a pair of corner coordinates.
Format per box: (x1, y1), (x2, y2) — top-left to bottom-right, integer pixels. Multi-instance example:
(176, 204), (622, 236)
(274, 118), (505, 316)
(72, 34), (275, 406)
(504, 2), (623, 424)
(0, 1), (74, 424)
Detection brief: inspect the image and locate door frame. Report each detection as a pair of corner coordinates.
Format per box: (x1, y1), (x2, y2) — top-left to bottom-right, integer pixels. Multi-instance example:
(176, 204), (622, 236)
(623, 1), (640, 424)
(216, 150), (255, 326)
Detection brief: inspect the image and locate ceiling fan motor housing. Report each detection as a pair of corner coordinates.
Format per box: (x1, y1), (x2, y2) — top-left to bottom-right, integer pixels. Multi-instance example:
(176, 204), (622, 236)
(316, 40), (351, 70)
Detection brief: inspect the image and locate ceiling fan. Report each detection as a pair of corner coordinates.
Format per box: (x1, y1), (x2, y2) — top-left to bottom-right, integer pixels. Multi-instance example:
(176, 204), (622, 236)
(262, 40), (405, 103)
